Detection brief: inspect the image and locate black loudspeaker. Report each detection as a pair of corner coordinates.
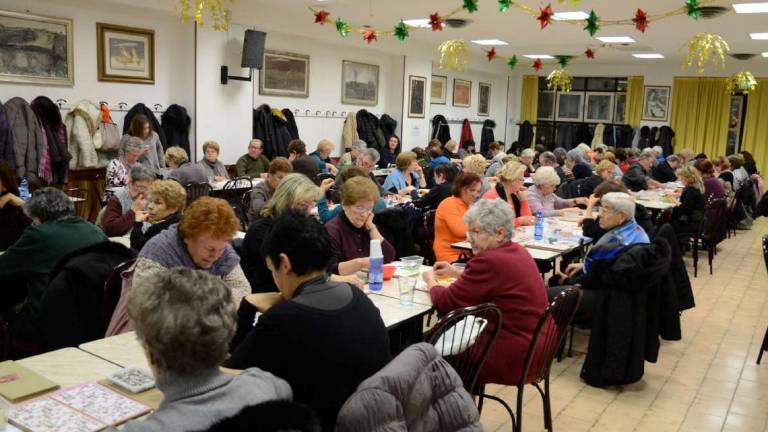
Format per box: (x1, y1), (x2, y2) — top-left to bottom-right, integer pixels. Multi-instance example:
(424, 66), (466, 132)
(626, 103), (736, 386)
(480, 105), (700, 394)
(241, 30), (266, 69)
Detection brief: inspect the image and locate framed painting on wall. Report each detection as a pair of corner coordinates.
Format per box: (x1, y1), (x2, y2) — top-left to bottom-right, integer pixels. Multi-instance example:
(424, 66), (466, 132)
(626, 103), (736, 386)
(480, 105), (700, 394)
(97, 23), (155, 84)
(584, 92), (614, 123)
(408, 75), (426, 118)
(555, 92), (584, 122)
(453, 78), (471, 107)
(0, 10), (73, 86)
(642, 86), (670, 122)
(431, 75), (447, 104)
(341, 60), (379, 106)
(537, 91), (555, 120)
(614, 93), (627, 124)
(478, 82), (491, 116)
(259, 50), (310, 97)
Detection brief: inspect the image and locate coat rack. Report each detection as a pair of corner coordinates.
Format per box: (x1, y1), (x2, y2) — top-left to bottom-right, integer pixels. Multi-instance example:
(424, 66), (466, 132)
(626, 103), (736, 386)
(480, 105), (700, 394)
(291, 109), (367, 119)
(54, 98), (166, 114)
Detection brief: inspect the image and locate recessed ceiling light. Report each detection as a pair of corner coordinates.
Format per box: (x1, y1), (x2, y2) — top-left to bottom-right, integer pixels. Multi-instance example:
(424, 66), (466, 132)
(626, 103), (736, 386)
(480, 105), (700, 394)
(471, 39), (509, 46)
(402, 19), (430, 28)
(523, 54), (555, 59)
(552, 11), (590, 21)
(596, 36), (636, 44)
(763, 52), (768, 57)
(733, 2), (768, 13)
(633, 53), (665, 59)
(750, 32), (768, 39)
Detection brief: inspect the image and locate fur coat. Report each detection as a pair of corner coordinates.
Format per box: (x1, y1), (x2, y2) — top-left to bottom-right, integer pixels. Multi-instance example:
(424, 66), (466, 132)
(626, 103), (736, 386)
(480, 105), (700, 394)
(65, 100), (108, 168)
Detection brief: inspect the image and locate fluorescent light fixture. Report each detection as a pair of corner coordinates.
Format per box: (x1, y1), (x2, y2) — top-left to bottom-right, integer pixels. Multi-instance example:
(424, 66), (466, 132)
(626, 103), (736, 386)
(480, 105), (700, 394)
(471, 39), (509, 46)
(750, 32), (768, 39)
(633, 53), (665, 59)
(763, 52), (768, 57)
(552, 11), (590, 20)
(402, 19), (430, 28)
(596, 36), (636, 43)
(523, 54), (555, 59)
(733, 2), (768, 13)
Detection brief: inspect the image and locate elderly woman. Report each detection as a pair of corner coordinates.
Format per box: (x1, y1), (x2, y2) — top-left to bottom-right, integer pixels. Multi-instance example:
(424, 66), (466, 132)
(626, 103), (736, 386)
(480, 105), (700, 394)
(165, 146), (208, 185)
(198, 141), (229, 182)
(443, 140), (460, 160)
(416, 163), (456, 211)
(325, 176), (395, 276)
(423, 199), (547, 386)
(566, 148), (593, 180)
(339, 139), (366, 170)
(119, 268), (291, 432)
(729, 154), (749, 192)
(121, 114), (165, 173)
(713, 155), (734, 190)
(623, 149), (662, 192)
(107, 136), (145, 190)
(0, 188), (106, 346)
(462, 154), (491, 196)
(583, 160), (618, 197)
(0, 162), (30, 250)
(519, 148), (536, 177)
(538, 151), (566, 183)
(248, 157), (293, 222)
(527, 166), (586, 216)
(130, 180), (187, 251)
(482, 160), (535, 227)
(379, 135), (401, 169)
(694, 159), (726, 201)
(427, 146), (451, 169)
(318, 167), (386, 223)
(581, 180), (653, 243)
(102, 164), (154, 237)
(434, 172), (483, 262)
(484, 142), (506, 177)
(672, 165), (706, 241)
(652, 154), (681, 184)
(382, 151), (426, 198)
(309, 139), (338, 175)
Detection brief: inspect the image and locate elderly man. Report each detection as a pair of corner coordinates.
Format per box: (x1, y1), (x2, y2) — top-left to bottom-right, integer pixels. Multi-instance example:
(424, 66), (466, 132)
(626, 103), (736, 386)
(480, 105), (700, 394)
(538, 151), (566, 183)
(623, 149), (662, 191)
(102, 164), (155, 237)
(652, 154), (681, 183)
(236, 139), (270, 178)
(339, 139), (366, 170)
(335, 148), (384, 194)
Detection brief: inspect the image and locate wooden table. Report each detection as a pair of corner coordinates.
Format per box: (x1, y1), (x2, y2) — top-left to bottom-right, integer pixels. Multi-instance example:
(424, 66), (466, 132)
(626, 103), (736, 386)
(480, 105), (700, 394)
(80, 332), (149, 370)
(17, 348), (122, 388)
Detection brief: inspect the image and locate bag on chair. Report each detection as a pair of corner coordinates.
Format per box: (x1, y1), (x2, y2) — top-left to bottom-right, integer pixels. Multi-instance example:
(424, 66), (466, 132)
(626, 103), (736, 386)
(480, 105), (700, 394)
(96, 103), (120, 153)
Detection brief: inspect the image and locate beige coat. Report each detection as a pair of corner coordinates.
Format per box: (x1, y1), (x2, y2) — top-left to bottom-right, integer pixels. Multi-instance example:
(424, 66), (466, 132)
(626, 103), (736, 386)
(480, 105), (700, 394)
(342, 111), (359, 153)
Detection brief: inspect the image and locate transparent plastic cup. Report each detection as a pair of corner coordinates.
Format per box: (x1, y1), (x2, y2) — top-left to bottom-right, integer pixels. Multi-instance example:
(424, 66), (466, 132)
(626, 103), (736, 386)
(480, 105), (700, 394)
(397, 277), (416, 306)
(400, 256), (424, 275)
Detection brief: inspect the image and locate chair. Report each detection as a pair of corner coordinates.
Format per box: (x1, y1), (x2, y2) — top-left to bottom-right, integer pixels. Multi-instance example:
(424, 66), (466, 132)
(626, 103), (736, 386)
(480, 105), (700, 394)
(223, 177), (254, 190)
(478, 287), (582, 432)
(185, 182), (212, 205)
(239, 190), (252, 230)
(757, 235), (768, 365)
(424, 303), (503, 394)
(104, 259), (137, 322)
(654, 207), (674, 228)
(691, 198), (727, 277)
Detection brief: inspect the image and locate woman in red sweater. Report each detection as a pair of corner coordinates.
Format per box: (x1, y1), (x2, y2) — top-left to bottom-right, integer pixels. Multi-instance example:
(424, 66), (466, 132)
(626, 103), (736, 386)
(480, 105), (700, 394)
(423, 199), (548, 386)
(482, 160), (535, 227)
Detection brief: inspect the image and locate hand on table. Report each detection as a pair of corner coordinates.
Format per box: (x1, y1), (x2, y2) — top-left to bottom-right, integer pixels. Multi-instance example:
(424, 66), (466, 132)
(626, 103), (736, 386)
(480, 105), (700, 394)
(433, 261), (463, 279)
(213, 176), (227, 182)
(259, 172), (269, 179)
(245, 292), (284, 312)
(421, 269), (437, 287)
(355, 257), (370, 271)
(573, 197), (589, 206)
(400, 186), (416, 195)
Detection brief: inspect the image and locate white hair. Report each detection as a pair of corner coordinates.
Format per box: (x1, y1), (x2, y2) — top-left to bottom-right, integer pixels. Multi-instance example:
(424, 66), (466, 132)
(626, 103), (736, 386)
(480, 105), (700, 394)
(464, 199), (514, 242)
(351, 140), (367, 151)
(638, 149), (657, 161)
(601, 192), (636, 218)
(520, 148), (535, 158)
(652, 145), (663, 155)
(576, 143), (591, 156)
(532, 166), (561, 187)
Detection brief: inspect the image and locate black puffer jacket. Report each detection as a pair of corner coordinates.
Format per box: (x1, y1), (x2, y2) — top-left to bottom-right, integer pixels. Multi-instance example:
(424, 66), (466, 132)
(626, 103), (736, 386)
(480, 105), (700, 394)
(638, 126), (651, 149)
(431, 115), (450, 145)
(281, 109), (300, 140)
(253, 104), (291, 159)
(161, 104), (191, 156)
(658, 126), (675, 156)
(356, 110), (386, 153)
(0, 101), (14, 170)
(517, 120), (534, 148)
(379, 114), (398, 143)
(123, 103), (167, 150)
(31, 96), (70, 184)
(653, 224), (695, 311)
(480, 119), (496, 156)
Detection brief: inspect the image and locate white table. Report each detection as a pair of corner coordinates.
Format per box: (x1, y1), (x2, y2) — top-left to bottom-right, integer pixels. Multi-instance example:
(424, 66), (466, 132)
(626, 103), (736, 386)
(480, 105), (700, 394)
(18, 348), (122, 388)
(373, 168), (394, 177)
(451, 240), (562, 260)
(79, 332), (150, 370)
(368, 294), (432, 329)
(632, 189), (679, 210)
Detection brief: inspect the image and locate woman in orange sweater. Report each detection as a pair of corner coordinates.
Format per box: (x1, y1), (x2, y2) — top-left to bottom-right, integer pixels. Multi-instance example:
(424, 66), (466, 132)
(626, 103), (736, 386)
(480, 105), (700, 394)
(433, 172), (483, 262)
(482, 160), (535, 227)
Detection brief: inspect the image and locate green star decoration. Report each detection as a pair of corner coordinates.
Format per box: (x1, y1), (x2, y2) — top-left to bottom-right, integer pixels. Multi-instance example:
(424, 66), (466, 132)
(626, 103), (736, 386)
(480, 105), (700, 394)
(584, 10), (600, 37)
(463, 0), (479, 13)
(394, 21), (409, 42)
(498, 0), (513, 12)
(558, 55), (570, 68)
(507, 55), (518, 70)
(686, 0), (702, 19)
(335, 18), (350, 37)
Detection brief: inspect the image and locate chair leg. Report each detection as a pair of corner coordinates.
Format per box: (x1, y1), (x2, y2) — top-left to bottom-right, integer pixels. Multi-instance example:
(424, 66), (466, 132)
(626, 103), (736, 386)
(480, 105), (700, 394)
(516, 385), (525, 432)
(480, 393), (517, 431)
(543, 377), (553, 431)
(692, 238), (699, 278)
(757, 327), (768, 365)
(708, 244), (714, 275)
(568, 323), (575, 357)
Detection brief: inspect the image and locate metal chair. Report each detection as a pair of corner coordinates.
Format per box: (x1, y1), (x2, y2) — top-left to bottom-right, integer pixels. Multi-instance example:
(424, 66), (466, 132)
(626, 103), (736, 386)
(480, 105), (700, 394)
(185, 182), (213, 205)
(104, 259), (136, 322)
(223, 177), (254, 190)
(691, 198), (727, 277)
(757, 235), (768, 365)
(239, 190), (252, 230)
(478, 287), (582, 432)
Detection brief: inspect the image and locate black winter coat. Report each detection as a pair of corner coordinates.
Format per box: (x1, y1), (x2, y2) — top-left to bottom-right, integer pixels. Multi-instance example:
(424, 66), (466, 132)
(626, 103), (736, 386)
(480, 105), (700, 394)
(480, 119), (496, 156)
(281, 109), (300, 140)
(638, 126), (651, 149)
(161, 104), (191, 156)
(658, 126), (675, 156)
(356, 110), (386, 153)
(652, 161), (677, 183)
(123, 103), (167, 150)
(653, 224), (695, 311)
(517, 121), (534, 148)
(31, 96), (70, 184)
(617, 125), (635, 148)
(379, 114), (398, 143)
(253, 104), (291, 159)
(431, 115), (451, 145)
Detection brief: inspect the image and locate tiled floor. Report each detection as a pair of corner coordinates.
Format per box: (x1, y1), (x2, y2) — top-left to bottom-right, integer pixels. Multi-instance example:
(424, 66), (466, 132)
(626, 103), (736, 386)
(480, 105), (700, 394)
(480, 218), (768, 432)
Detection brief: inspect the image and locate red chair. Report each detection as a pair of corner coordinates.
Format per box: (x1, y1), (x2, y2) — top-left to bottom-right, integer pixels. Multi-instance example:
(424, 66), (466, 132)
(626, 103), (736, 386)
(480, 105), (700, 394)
(478, 287), (582, 432)
(691, 198), (727, 277)
(104, 259), (136, 322)
(757, 235), (768, 365)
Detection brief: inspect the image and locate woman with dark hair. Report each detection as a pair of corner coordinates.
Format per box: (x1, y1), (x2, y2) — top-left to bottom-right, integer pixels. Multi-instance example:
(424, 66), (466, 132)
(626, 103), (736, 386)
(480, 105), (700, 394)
(741, 150), (759, 176)
(378, 135), (401, 168)
(0, 162), (30, 250)
(694, 159), (726, 201)
(121, 114), (165, 173)
(416, 163), (456, 210)
(433, 172), (483, 262)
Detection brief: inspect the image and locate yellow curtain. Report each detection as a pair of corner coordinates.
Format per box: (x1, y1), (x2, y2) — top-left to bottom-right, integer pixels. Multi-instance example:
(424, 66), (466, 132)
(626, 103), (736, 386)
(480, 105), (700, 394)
(742, 78), (768, 176)
(670, 77), (730, 158)
(624, 76), (644, 127)
(520, 75), (538, 146)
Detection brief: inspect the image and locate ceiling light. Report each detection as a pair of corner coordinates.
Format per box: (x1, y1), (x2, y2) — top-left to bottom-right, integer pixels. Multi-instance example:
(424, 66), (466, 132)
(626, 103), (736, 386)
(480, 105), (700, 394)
(523, 54), (555, 59)
(471, 39), (508, 46)
(402, 19), (430, 28)
(633, 53), (664, 59)
(733, 2), (768, 13)
(552, 11), (590, 21)
(596, 36), (636, 44)
(763, 52), (768, 57)
(750, 32), (768, 39)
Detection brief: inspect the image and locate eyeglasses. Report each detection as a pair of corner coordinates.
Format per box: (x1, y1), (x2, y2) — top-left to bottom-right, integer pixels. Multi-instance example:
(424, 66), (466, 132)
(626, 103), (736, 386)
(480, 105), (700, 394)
(466, 230), (488, 239)
(347, 205), (373, 216)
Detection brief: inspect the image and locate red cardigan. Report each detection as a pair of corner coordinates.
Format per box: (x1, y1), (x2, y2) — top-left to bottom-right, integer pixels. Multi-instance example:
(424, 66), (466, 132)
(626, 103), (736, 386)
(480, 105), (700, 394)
(430, 241), (548, 386)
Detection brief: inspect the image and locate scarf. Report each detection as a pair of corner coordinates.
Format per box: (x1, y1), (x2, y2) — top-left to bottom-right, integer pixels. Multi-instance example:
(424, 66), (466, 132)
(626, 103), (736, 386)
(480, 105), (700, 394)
(584, 219), (649, 274)
(139, 224), (240, 276)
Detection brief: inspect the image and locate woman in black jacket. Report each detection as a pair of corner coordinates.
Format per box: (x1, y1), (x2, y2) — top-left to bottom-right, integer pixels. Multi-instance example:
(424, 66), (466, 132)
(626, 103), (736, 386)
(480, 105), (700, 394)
(671, 166), (706, 243)
(130, 180), (186, 251)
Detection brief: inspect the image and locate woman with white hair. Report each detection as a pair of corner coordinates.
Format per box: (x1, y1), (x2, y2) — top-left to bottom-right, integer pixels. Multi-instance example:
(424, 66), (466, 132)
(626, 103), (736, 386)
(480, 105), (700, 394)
(519, 148), (536, 177)
(107, 136), (146, 190)
(527, 166), (587, 216)
(423, 199), (547, 386)
(339, 139), (367, 170)
(566, 148), (593, 179)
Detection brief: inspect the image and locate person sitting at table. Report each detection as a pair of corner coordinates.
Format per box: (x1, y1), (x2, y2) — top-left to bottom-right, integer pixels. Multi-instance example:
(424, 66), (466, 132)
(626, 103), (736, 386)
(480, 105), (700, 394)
(0, 162), (30, 250)
(130, 180), (186, 251)
(198, 140), (230, 182)
(248, 157), (293, 223)
(318, 167), (386, 223)
(581, 180), (653, 241)
(427, 146), (451, 169)
(165, 146), (208, 186)
(226, 211), (391, 431)
(382, 151), (426, 198)
(484, 142), (506, 177)
(582, 160), (619, 197)
(623, 149), (663, 192)
(713, 155), (734, 190)
(379, 135), (401, 169)
(325, 176), (395, 276)
(729, 154), (749, 192)
(338, 139), (366, 170)
(415, 163), (456, 211)
(482, 160), (535, 227)
(423, 199), (548, 386)
(434, 172), (483, 263)
(102, 164), (155, 237)
(309, 139), (339, 175)
(671, 165), (706, 243)
(120, 267), (291, 432)
(235, 139), (270, 178)
(462, 154), (491, 196)
(443, 140), (460, 160)
(527, 167), (587, 217)
(537, 151), (566, 184)
(652, 154), (681, 184)
(519, 148), (536, 177)
(565, 148), (593, 180)
(107, 136), (145, 190)
(694, 159), (726, 201)
(288, 139), (320, 182)
(121, 114), (165, 174)
(0, 188), (106, 349)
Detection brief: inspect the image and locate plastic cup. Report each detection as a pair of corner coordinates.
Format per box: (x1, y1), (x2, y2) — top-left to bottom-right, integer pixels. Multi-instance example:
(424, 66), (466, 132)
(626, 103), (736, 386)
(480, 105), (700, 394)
(400, 256), (424, 275)
(452, 263), (467, 273)
(397, 277), (416, 306)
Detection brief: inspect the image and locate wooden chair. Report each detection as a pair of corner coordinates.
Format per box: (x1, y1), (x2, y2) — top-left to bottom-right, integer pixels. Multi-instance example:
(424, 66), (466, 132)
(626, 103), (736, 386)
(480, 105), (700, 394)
(185, 182), (212, 205)
(654, 207), (674, 227)
(104, 259), (136, 322)
(691, 198), (727, 277)
(757, 235), (768, 365)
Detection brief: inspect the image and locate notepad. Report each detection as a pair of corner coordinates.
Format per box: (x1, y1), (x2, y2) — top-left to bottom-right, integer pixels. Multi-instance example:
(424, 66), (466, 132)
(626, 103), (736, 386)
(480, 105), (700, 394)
(0, 361), (59, 402)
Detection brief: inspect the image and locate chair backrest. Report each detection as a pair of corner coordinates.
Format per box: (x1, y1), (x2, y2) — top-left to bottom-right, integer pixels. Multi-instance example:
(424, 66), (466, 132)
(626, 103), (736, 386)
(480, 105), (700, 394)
(654, 207), (673, 227)
(762, 235), (768, 276)
(519, 286), (582, 385)
(223, 177), (253, 190)
(104, 259), (136, 321)
(239, 190), (252, 228)
(185, 182), (212, 205)
(424, 303), (502, 392)
(703, 197), (727, 243)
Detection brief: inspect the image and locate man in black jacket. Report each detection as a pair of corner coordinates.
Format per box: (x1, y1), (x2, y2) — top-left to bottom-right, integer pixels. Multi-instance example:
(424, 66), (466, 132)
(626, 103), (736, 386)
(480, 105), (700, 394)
(651, 154), (680, 183)
(623, 149), (663, 191)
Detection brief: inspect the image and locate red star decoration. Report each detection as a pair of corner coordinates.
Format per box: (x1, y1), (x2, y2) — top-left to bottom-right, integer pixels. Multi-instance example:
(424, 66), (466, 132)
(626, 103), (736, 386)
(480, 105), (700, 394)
(486, 48), (497, 62)
(363, 30), (377, 44)
(585, 48), (595, 59)
(429, 12), (444, 31)
(533, 59), (543, 72)
(314, 10), (330, 24)
(537, 4), (554, 30)
(633, 8), (648, 33)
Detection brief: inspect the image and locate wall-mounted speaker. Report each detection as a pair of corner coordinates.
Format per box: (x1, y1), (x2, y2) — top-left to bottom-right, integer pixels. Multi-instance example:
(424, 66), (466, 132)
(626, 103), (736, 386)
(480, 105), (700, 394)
(241, 30), (267, 69)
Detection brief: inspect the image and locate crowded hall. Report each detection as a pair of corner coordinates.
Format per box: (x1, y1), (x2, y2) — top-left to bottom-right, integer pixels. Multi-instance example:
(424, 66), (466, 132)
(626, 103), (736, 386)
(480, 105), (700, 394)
(3, 0), (768, 431)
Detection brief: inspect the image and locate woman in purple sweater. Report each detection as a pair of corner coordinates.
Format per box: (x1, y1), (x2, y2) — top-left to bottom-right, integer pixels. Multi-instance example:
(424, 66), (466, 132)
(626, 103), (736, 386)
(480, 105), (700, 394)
(694, 159), (726, 201)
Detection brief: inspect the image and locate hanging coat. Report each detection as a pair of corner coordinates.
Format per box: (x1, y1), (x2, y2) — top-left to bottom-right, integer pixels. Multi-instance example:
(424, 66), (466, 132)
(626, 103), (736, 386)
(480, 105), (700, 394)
(459, 119), (474, 150)
(517, 120), (534, 148)
(480, 119), (496, 156)
(4, 97), (44, 182)
(650, 127), (659, 149)
(379, 114), (398, 143)
(342, 111), (358, 150)
(123, 103), (167, 150)
(430, 115), (451, 145)
(161, 104), (191, 156)
(281, 109), (300, 141)
(657, 126), (675, 156)
(65, 100), (108, 169)
(356, 110), (386, 153)
(31, 96), (70, 184)
(0, 101), (16, 171)
(617, 125), (635, 148)
(253, 104), (291, 159)
(638, 126), (651, 149)
(591, 123), (605, 148)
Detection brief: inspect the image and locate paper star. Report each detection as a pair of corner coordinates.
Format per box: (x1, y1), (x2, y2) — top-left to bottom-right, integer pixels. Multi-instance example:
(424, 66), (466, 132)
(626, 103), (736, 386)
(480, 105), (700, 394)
(314, 10), (330, 24)
(633, 8), (649, 33)
(584, 10), (599, 37)
(463, 0), (479, 13)
(487, 48), (497, 62)
(558, 55), (570, 68)
(537, 4), (554, 30)
(429, 12), (444, 31)
(363, 29), (377, 44)
(507, 55), (518, 70)
(585, 48), (595, 59)
(498, 0), (513, 12)
(394, 21), (409, 42)
(335, 18), (350, 37)
(686, 0), (702, 19)
(533, 59), (543, 71)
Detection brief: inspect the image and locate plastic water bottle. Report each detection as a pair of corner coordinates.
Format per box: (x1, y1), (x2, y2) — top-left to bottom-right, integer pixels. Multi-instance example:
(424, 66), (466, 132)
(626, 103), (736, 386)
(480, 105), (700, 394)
(368, 239), (384, 292)
(19, 176), (30, 201)
(534, 210), (544, 241)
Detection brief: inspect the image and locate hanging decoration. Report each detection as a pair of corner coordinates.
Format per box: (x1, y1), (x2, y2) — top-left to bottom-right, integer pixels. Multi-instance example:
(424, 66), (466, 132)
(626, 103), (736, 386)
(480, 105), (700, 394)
(179, 0), (231, 31)
(486, 47), (497, 62)
(547, 69), (574, 92)
(557, 55), (570, 68)
(314, 10), (331, 24)
(585, 48), (595, 59)
(633, 9), (649, 33)
(558, 0), (581, 5)
(532, 59), (543, 71)
(430, 12), (444, 31)
(726, 72), (758, 94)
(498, 0), (513, 12)
(438, 40), (468, 71)
(463, 0), (479, 13)
(537, 4), (554, 29)
(507, 55), (518, 70)
(394, 21), (409, 42)
(686, 0), (703, 19)
(335, 18), (350, 37)
(684, 32), (729, 73)
(363, 29), (377, 44)
(584, 10), (600, 37)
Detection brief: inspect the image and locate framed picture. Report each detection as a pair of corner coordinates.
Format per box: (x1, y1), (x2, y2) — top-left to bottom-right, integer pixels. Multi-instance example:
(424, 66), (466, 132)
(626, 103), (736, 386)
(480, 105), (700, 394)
(408, 75), (426, 118)
(97, 23), (154, 84)
(537, 91), (556, 120)
(0, 10), (73, 86)
(478, 82), (491, 116)
(453, 78), (471, 107)
(614, 93), (627, 124)
(431, 75), (447, 104)
(726, 95), (745, 154)
(555, 92), (584, 122)
(259, 50), (310, 98)
(642, 86), (670, 122)
(341, 60), (379, 106)
(584, 92), (615, 123)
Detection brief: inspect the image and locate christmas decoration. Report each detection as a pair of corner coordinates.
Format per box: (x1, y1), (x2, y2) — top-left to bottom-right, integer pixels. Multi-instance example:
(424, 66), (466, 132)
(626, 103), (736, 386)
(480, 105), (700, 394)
(179, 0), (231, 31)
(537, 4), (554, 30)
(686, 0), (702, 19)
(633, 9), (649, 33)
(438, 40), (468, 71)
(585, 48), (595, 59)
(726, 72), (758, 94)
(684, 32), (729, 73)
(430, 12), (444, 31)
(463, 0), (479, 13)
(558, 55), (570, 68)
(394, 21), (409, 42)
(335, 18), (350, 37)
(487, 48), (497, 62)
(584, 10), (600, 37)
(533, 59), (543, 72)
(498, 0), (513, 12)
(363, 29), (377, 44)
(507, 55), (518, 70)
(314, 10), (330, 24)
(547, 69), (574, 92)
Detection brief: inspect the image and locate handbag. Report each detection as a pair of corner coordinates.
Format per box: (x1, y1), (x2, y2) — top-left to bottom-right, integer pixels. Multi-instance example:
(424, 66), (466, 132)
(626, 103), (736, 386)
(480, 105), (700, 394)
(96, 103), (120, 153)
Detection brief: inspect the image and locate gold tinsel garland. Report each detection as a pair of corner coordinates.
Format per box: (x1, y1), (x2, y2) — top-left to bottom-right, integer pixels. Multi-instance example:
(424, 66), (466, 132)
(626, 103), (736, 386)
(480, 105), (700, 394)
(180, 0), (232, 31)
(438, 40), (468, 71)
(726, 72), (758, 94)
(547, 69), (573, 92)
(683, 32), (729, 74)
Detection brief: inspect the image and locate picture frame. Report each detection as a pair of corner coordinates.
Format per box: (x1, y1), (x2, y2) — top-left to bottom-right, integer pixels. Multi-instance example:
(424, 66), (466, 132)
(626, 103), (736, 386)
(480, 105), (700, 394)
(0, 10), (73, 86)
(97, 23), (154, 84)
(584, 92), (615, 123)
(614, 93), (627, 125)
(453, 78), (471, 108)
(555, 92), (584, 122)
(478, 82), (491, 116)
(259, 50), (310, 98)
(642, 85), (670, 122)
(537, 91), (556, 121)
(408, 75), (426, 118)
(431, 75), (447, 104)
(341, 60), (379, 106)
